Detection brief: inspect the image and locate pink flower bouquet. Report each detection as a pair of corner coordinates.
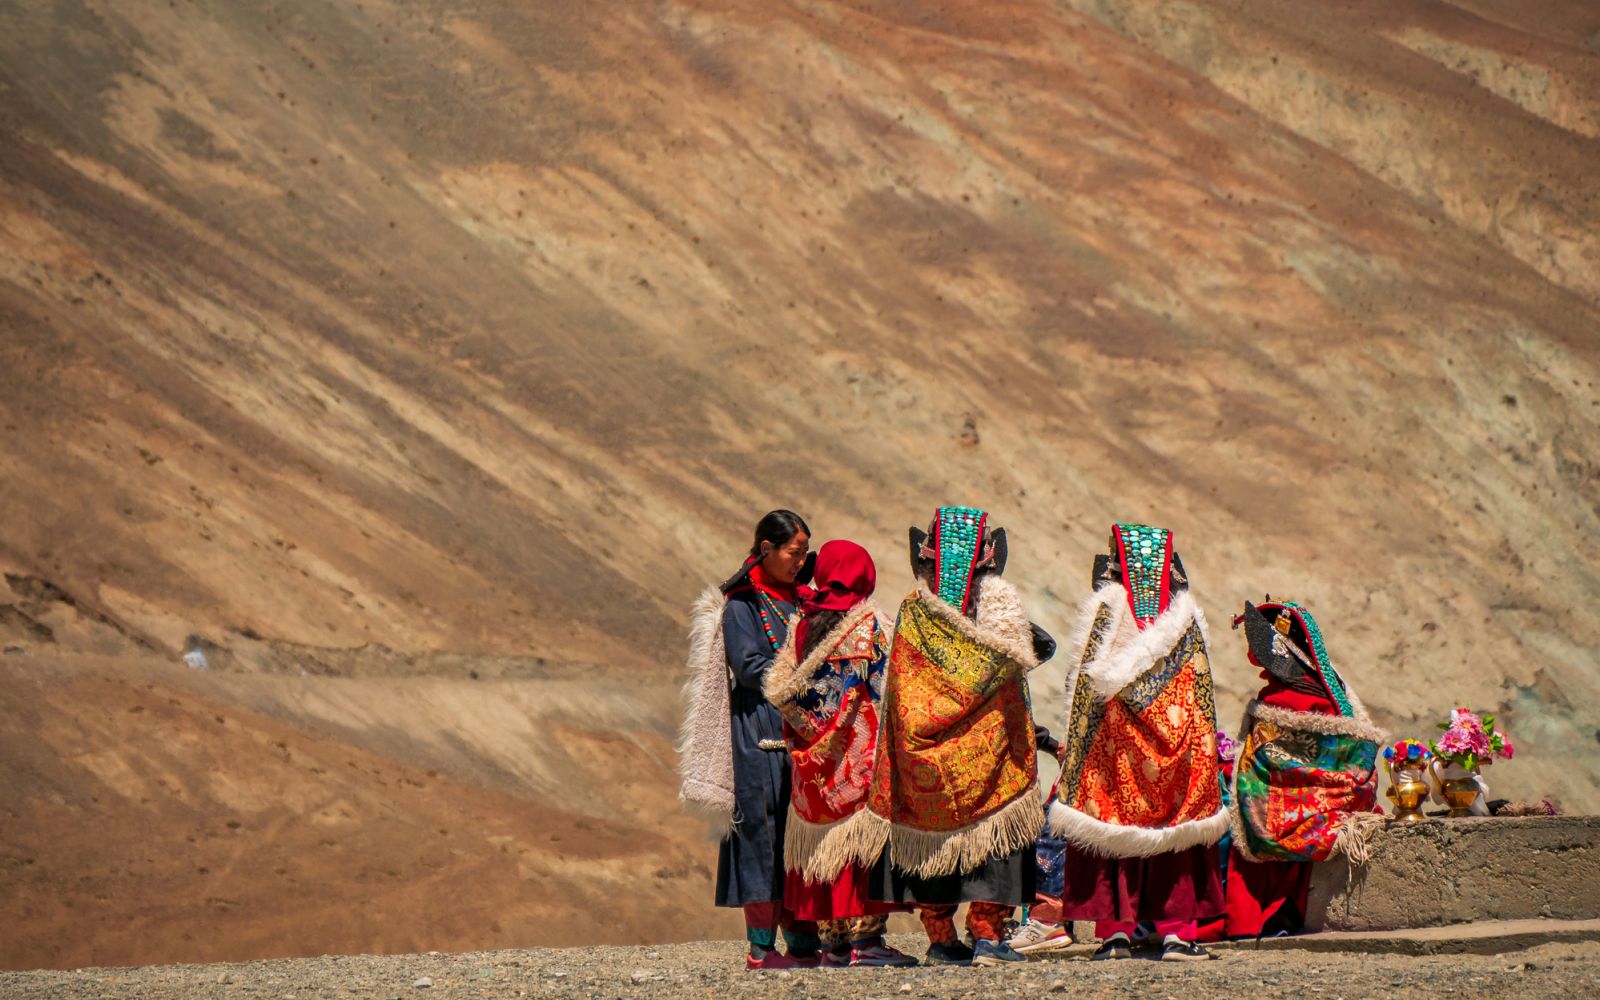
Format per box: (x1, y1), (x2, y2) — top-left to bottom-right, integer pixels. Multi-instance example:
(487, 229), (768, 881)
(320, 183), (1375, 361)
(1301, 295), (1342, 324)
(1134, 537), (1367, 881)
(1430, 707), (1514, 771)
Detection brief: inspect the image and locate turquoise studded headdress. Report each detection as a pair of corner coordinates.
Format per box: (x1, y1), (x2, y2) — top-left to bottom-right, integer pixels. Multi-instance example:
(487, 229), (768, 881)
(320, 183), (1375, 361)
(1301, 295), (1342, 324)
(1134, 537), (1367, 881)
(1111, 523), (1173, 628)
(932, 505), (988, 613)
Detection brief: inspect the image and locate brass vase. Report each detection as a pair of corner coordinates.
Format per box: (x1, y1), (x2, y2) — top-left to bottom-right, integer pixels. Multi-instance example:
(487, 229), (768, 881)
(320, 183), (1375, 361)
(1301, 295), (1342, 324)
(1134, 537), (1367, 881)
(1442, 776), (1480, 818)
(1386, 770), (1430, 823)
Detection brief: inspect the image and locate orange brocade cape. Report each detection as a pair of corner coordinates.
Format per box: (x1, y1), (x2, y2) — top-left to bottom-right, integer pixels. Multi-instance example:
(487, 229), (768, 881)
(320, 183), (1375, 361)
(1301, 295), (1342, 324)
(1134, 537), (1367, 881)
(1047, 583), (1229, 857)
(862, 576), (1043, 879)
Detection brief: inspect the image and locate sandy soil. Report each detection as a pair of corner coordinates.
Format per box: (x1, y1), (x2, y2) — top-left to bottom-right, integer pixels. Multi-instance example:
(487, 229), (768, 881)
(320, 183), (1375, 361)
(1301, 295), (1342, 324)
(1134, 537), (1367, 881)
(0, 651), (741, 970)
(3, 936), (1598, 999)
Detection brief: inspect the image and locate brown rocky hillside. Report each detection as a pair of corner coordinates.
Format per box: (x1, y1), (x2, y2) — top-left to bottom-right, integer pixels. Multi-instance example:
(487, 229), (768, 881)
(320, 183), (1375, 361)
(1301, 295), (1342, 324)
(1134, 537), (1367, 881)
(1, 0), (1596, 971)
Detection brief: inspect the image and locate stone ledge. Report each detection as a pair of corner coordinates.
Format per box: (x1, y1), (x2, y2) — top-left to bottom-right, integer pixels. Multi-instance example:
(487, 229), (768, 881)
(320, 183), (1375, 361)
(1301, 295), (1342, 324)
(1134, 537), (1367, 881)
(1212, 918), (1600, 955)
(1308, 815), (1600, 932)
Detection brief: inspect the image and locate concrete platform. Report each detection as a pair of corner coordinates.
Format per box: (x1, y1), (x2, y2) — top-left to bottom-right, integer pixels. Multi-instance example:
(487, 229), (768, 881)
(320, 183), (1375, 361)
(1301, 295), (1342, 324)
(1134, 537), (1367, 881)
(1307, 815), (1600, 931)
(1212, 918), (1600, 956)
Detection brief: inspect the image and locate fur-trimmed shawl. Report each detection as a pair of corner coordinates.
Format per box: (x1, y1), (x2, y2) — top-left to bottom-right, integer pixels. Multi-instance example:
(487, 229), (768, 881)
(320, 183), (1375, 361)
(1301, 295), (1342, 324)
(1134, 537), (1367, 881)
(762, 600), (880, 709)
(1071, 584), (1210, 702)
(1229, 699), (1388, 865)
(678, 585), (734, 836)
(765, 601), (888, 883)
(1048, 582), (1228, 857)
(862, 573), (1045, 879)
(918, 575), (1041, 673)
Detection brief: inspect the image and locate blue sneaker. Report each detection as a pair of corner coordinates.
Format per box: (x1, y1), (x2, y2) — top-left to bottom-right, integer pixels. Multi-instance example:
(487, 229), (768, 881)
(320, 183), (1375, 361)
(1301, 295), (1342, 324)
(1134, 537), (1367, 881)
(971, 939), (1026, 967)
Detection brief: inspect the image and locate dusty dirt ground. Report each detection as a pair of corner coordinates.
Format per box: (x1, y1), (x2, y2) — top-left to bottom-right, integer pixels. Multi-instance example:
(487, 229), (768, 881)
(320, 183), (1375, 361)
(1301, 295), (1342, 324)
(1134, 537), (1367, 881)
(3, 936), (1598, 999)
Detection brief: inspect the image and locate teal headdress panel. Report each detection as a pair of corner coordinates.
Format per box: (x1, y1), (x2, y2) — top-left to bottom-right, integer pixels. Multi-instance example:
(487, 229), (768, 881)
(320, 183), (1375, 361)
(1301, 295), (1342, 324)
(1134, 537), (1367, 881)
(933, 505), (988, 613)
(1263, 601), (1356, 718)
(1111, 523), (1173, 628)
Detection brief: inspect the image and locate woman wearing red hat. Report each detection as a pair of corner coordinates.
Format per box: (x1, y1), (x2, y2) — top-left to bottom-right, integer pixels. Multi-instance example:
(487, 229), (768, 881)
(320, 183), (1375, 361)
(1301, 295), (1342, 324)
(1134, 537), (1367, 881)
(765, 540), (916, 968)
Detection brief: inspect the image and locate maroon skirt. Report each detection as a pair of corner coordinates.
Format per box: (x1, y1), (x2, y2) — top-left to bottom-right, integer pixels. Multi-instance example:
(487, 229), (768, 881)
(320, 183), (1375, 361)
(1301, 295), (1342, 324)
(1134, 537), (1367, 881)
(1058, 843), (1225, 923)
(785, 863), (907, 921)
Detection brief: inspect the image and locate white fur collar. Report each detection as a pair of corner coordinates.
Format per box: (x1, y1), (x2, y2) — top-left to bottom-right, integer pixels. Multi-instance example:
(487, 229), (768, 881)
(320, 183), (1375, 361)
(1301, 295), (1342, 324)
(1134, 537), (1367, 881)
(914, 574), (1038, 671)
(764, 601), (880, 707)
(1047, 800), (1228, 857)
(1244, 699), (1389, 746)
(1068, 583), (1209, 701)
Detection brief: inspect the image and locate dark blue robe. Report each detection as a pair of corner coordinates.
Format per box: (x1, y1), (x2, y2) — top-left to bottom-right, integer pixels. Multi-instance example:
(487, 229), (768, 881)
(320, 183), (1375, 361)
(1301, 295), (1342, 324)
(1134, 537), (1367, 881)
(713, 589), (794, 907)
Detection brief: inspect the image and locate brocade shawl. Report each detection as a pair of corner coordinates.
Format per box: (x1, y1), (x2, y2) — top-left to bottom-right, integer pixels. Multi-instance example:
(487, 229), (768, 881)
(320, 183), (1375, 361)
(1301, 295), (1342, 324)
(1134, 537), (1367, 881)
(764, 601), (888, 883)
(862, 575), (1043, 878)
(1048, 582), (1229, 857)
(1229, 603), (1387, 864)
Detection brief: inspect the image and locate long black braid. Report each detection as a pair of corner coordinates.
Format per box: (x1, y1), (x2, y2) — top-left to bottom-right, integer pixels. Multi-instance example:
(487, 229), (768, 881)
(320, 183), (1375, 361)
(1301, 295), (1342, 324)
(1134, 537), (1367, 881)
(797, 607), (846, 661)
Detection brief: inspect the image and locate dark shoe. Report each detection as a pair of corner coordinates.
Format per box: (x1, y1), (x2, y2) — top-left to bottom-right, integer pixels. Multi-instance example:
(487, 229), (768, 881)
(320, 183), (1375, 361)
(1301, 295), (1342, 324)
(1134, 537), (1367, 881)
(851, 942), (918, 968)
(1160, 940), (1216, 962)
(971, 939), (1026, 967)
(923, 940), (974, 966)
(820, 946), (852, 969)
(1092, 938), (1133, 961)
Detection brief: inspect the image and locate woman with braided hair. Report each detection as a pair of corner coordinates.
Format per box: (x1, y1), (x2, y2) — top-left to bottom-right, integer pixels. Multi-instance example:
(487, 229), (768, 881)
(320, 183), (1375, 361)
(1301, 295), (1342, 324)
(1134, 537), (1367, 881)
(680, 510), (822, 969)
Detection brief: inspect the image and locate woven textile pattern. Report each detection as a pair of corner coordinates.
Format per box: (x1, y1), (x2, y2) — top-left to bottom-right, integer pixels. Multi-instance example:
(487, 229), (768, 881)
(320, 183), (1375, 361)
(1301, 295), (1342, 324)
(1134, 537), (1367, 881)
(1057, 603), (1113, 806)
(781, 615), (888, 828)
(1234, 719), (1379, 863)
(1062, 639), (1222, 829)
(867, 592), (1036, 840)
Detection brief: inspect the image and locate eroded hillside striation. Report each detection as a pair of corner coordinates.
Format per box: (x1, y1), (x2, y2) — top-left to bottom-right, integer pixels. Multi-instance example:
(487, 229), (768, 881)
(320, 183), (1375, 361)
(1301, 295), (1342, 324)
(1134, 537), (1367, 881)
(1, 0), (1596, 968)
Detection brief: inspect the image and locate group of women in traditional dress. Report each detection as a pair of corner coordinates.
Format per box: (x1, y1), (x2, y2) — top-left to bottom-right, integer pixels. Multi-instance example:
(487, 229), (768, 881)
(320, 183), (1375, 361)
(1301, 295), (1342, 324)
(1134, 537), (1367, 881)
(681, 508), (1384, 969)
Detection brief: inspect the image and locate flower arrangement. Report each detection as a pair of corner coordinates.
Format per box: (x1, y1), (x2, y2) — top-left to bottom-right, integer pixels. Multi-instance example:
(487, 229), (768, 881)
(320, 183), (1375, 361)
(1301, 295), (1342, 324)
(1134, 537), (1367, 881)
(1430, 708), (1514, 771)
(1382, 739), (1432, 770)
(1216, 730), (1238, 764)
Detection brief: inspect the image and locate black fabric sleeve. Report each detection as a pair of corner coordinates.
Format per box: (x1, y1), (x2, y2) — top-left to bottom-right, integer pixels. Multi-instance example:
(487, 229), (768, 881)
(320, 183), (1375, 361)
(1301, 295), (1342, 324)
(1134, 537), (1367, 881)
(722, 598), (776, 693)
(1034, 724), (1060, 757)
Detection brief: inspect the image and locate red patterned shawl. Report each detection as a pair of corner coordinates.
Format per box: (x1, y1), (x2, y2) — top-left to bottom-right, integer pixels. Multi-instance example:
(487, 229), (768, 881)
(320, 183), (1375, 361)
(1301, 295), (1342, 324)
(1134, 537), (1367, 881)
(1048, 584), (1228, 857)
(765, 601), (888, 882)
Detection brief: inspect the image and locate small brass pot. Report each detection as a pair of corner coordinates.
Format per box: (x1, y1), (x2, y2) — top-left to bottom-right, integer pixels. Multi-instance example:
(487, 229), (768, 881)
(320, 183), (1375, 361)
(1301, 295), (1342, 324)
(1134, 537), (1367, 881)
(1442, 776), (1480, 818)
(1386, 776), (1430, 822)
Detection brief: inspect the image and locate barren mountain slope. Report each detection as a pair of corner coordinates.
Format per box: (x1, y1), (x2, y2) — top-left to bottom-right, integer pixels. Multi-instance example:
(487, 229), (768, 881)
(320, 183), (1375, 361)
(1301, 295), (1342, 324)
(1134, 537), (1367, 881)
(0, 0), (1597, 969)
(0, 650), (736, 970)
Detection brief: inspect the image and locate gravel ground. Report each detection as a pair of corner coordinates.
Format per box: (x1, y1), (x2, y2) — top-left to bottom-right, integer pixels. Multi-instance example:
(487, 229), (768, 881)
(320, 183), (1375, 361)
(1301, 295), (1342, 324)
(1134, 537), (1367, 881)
(5, 935), (1598, 999)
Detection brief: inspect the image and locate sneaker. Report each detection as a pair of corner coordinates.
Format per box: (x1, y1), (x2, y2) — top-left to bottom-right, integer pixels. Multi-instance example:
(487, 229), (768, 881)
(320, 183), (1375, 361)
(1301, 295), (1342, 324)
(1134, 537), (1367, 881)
(850, 942), (918, 968)
(1091, 937), (1132, 961)
(1008, 919), (1074, 956)
(820, 947), (853, 969)
(788, 951), (822, 969)
(745, 949), (801, 971)
(971, 939), (1026, 967)
(923, 940), (974, 966)
(1160, 940), (1216, 962)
